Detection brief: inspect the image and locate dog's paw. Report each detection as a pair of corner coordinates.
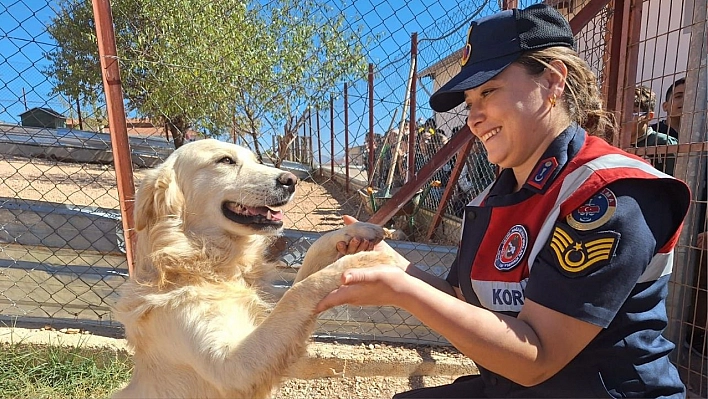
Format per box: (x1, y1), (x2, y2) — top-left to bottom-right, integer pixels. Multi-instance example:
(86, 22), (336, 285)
(296, 222), (386, 284)
(326, 222), (385, 247)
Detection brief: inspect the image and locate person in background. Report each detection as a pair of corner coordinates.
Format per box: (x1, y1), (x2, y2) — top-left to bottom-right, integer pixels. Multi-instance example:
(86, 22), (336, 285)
(321, 4), (690, 398)
(650, 77), (684, 141)
(630, 85), (678, 175)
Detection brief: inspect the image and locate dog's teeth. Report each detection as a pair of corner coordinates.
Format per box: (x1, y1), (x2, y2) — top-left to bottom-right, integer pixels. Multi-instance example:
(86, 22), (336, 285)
(266, 210), (272, 220)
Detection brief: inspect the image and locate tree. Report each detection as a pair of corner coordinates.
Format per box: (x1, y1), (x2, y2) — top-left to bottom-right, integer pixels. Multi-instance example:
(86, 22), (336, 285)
(45, 0), (370, 160)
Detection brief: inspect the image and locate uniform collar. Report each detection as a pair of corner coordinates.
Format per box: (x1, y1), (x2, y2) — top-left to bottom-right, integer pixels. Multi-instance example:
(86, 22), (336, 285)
(521, 123), (584, 193)
(485, 124), (585, 204)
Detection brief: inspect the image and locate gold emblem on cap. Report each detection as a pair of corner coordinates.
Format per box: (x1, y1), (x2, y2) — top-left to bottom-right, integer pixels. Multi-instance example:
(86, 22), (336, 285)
(460, 25), (473, 66)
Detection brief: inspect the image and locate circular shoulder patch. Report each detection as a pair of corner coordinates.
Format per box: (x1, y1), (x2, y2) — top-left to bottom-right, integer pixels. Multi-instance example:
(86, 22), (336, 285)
(566, 188), (617, 231)
(494, 224), (528, 271)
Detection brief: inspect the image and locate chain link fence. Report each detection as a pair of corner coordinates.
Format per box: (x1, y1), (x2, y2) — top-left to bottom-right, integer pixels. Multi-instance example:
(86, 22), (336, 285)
(1, 0), (706, 392)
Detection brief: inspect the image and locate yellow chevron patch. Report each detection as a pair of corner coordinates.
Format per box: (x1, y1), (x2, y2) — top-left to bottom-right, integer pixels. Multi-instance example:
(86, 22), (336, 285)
(549, 224), (620, 277)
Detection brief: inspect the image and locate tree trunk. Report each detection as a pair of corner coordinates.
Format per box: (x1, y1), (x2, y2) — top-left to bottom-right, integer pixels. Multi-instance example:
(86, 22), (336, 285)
(165, 115), (189, 148)
(276, 127), (297, 169)
(248, 130), (264, 163)
(276, 110), (310, 168)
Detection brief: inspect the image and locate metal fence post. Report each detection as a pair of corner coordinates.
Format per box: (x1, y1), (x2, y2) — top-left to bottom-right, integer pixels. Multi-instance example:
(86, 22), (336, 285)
(344, 82), (350, 193)
(91, 0), (136, 277)
(368, 63), (375, 179)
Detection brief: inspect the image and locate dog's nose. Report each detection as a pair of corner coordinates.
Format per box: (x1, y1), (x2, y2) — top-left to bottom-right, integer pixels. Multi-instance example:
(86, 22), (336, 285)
(277, 172), (298, 193)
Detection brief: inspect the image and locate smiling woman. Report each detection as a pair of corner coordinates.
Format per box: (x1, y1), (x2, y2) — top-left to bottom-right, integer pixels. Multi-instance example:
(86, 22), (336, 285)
(315, 4), (692, 398)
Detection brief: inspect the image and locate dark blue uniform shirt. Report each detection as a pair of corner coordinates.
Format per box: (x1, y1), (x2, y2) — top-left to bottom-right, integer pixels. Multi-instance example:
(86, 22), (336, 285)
(447, 127), (689, 398)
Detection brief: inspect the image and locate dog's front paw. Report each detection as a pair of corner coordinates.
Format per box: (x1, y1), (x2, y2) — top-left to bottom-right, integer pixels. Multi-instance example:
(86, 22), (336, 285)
(295, 222), (385, 284)
(327, 222), (385, 248)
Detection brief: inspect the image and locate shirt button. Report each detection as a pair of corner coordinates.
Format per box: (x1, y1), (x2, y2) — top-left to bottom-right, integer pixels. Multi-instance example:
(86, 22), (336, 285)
(466, 210), (476, 220)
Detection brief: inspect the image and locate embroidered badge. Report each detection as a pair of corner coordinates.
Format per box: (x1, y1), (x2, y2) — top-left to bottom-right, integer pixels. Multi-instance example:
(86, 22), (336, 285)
(495, 224), (528, 271)
(460, 25), (473, 66)
(566, 188), (617, 231)
(549, 224), (620, 277)
(526, 157), (558, 190)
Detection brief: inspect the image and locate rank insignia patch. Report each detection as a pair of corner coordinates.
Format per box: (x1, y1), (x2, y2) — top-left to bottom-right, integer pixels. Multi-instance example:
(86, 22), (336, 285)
(549, 224), (620, 277)
(495, 224), (528, 271)
(566, 188), (617, 231)
(526, 157), (558, 190)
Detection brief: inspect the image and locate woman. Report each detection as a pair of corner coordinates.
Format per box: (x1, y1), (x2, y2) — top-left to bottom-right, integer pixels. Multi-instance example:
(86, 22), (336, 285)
(319, 4), (690, 398)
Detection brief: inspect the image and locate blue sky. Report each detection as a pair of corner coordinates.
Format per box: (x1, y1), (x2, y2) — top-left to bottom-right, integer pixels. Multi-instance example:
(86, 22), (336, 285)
(0, 0), (497, 149)
(0, 0), (59, 123)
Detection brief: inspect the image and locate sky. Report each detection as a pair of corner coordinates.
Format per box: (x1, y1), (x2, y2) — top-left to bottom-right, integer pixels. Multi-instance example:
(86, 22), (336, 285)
(0, 0), (499, 152)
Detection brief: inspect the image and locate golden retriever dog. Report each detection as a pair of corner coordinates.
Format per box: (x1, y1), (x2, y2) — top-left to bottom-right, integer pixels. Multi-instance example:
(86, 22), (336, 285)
(112, 139), (396, 398)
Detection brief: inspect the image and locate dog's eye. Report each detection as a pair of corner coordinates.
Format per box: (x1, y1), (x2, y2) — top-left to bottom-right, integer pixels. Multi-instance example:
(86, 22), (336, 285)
(217, 156), (236, 165)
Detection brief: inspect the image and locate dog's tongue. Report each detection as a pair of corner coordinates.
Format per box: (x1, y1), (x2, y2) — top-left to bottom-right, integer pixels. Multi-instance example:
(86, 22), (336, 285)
(246, 206), (283, 221)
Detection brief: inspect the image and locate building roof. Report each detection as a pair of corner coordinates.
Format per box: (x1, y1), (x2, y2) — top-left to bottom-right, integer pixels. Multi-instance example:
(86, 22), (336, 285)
(19, 107), (67, 119)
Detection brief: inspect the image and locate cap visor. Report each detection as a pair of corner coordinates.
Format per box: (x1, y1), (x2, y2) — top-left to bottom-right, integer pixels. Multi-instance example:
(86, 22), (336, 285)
(429, 52), (520, 112)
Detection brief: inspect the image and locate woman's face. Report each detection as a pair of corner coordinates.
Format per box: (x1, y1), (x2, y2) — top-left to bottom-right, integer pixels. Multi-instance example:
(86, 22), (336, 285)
(464, 63), (562, 175)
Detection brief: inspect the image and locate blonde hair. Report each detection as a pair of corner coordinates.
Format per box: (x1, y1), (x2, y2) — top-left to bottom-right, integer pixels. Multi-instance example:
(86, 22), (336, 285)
(515, 46), (617, 141)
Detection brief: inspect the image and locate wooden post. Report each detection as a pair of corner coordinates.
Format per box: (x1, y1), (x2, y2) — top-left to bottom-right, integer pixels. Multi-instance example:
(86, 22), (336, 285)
(384, 38), (416, 196)
(426, 139), (475, 240)
(91, 0), (136, 276)
(370, 126), (473, 226)
(604, 0), (631, 146)
(408, 32), (418, 182)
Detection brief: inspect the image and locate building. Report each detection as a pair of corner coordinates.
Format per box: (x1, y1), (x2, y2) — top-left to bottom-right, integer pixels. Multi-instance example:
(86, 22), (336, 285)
(19, 107), (67, 128)
(66, 117), (200, 141)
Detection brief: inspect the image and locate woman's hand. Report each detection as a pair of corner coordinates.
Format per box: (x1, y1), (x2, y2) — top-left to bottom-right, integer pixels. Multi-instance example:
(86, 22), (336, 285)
(315, 265), (410, 313)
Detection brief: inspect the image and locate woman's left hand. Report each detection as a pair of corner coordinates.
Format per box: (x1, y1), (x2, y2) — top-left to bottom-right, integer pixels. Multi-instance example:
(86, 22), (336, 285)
(315, 265), (409, 313)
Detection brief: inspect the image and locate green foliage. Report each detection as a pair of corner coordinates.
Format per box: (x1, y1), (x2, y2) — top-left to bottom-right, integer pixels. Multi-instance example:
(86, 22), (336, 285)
(0, 342), (132, 399)
(45, 0), (369, 152)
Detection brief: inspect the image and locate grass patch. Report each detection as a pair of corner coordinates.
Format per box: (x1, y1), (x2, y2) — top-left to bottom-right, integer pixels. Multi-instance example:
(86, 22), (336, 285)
(0, 341), (132, 399)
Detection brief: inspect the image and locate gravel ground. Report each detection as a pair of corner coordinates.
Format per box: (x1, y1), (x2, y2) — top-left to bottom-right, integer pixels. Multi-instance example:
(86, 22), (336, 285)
(275, 375), (457, 399)
(278, 338), (470, 398)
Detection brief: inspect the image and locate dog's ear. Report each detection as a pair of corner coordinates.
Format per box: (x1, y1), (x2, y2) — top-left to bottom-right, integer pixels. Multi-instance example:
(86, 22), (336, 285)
(134, 166), (185, 231)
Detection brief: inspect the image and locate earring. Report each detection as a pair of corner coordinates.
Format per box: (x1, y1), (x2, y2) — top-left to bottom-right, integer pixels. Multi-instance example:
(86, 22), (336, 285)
(550, 94), (557, 108)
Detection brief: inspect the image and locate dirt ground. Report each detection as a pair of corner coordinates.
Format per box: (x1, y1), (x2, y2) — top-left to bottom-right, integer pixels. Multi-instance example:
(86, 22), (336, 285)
(0, 154), (365, 230)
(0, 154), (471, 397)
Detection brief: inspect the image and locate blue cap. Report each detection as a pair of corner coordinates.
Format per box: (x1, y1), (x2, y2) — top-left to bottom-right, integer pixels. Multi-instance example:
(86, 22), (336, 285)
(429, 4), (575, 112)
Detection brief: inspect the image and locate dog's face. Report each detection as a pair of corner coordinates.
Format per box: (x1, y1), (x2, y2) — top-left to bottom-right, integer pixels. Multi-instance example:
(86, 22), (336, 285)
(135, 139), (297, 238)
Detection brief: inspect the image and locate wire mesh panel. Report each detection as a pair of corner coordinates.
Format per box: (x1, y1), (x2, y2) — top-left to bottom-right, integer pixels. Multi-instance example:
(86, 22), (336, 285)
(1, 1), (124, 331)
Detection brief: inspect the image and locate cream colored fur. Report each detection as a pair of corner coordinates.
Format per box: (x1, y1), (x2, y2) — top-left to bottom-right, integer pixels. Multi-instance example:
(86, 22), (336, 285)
(112, 139), (395, 399)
